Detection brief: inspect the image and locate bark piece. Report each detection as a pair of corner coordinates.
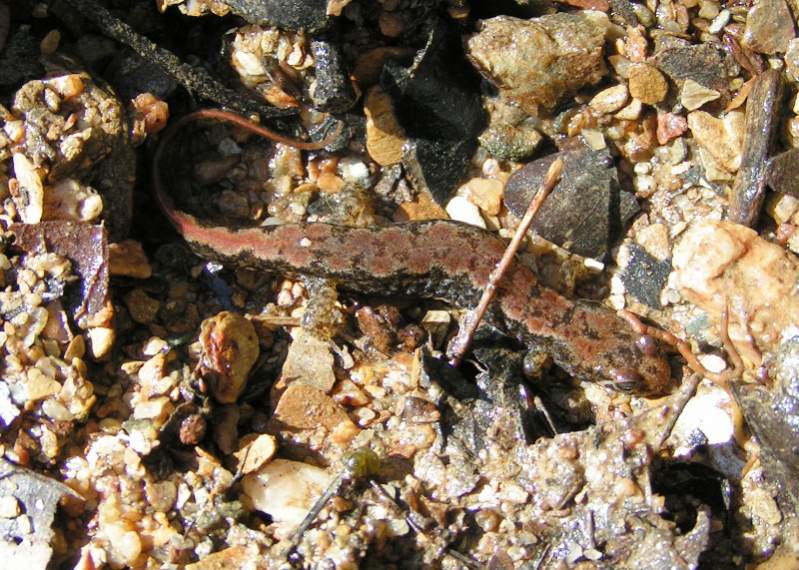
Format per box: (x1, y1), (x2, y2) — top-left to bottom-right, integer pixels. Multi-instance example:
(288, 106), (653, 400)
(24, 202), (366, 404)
(728, 69), (784, 227)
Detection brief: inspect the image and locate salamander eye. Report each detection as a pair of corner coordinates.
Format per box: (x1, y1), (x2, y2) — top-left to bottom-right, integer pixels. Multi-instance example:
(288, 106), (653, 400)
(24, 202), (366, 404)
(609, 367), (643, 393)
(636, 334), (658, 357)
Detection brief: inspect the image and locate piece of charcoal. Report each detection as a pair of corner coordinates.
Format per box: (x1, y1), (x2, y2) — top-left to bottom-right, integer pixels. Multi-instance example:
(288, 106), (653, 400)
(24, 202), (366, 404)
(382, 21), (486, 205)
(223, 0), (329, 33)
(621, 244), (671, 309)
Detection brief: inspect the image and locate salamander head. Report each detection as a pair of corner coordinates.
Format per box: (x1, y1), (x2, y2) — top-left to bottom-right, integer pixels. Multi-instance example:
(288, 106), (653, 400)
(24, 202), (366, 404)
(596, 333), (673, 395)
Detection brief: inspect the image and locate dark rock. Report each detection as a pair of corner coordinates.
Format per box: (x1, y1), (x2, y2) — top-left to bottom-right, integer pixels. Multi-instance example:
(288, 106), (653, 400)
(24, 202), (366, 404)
(87, 138), (136, 242)
(504, 145), (639, 259)
(0, 26), (42, 93)
(621, 244), (671, 309)
(74, 34), (118, 71)
(609, 0), (640, 26)
(309, 39), (357, 113)
(402, 139), (480, 205)
(732, 333), (799, 511)
(382, 22), (486, 205)
(222, 0), (329, 33)
(767, 148), (799, 198)
(652, 43), (737, 92)
(105, 49), (179, 101)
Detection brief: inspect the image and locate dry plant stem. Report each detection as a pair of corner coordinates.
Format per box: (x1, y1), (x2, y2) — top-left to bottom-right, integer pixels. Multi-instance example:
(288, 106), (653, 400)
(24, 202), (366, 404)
(447, 158), (564, 367)
(64, 0), (290, 118)
(285, 471), (348, 556)
(653, 372), (703, 450)
(618, 303), (743, 390)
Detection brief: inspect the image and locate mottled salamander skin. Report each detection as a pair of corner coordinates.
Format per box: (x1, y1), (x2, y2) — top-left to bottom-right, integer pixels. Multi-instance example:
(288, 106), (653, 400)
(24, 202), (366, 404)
(157, 199), (672, 394)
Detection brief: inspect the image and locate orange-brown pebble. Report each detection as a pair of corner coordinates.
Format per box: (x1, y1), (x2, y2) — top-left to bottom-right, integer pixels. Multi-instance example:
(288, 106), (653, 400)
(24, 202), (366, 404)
(199, 311), (260, 403)
(628, 64), (668, 105)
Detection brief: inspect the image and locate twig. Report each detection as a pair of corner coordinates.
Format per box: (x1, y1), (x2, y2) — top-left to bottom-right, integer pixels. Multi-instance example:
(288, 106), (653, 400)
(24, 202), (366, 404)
(368, 481), (482, 569)
(652, 373), (702, 450)
(283, 449), (380, 560)
(447, 158), (564, 367)
(63, 0), (290, 118)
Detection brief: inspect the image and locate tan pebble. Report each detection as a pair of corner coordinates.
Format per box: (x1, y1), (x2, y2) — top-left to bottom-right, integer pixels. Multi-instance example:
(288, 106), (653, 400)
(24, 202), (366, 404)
(680, 79), (720, 111)
(47, 74), (84, 99)
(742, 0), (795, 55)
(393, 192), (447, 221)
(87, 326), (115, 359)
(242, 459), (333, 531)
(330, 418), (361, 444)
(263, 85), (301, 109)
(138, 353), (168, 386)
(199, 311), (259, 403)
(234, 433), (278, 474)
(11, 154), (44, 224)
(635, 223), (671, 261)
(589, 84), (629, 114)
(272, 383), (358, 434)
(104, 523), (142, 567)
(628, 63), (669, 105)
(185, 546), (256, 570)
(673, 220), (799, 365)
(615, 98), (642, 120)
(581, 129), (606, 150)
(613, 477), (641, 500)
(124, 288), (161, 324)
(64, 335), (85, 361)
(25, 368), (61, 401)
(40, 29), (61, 55)
(364, 86), (406, 166)
(279, 328), (336, 393)
(133, 396), (174, 426)
(109, 240), (152, 279)
(446, 196), (486, 228)
(687, 110), (744, 172)
(463, 177), (504, 216)
(132, 93), (169, 136)
(766, 193), (799, 225)
(466, 12), (610, 112)
(748, 487), (782, 525)
(316, 171), (346, 193)
(332, 379), (370, 407)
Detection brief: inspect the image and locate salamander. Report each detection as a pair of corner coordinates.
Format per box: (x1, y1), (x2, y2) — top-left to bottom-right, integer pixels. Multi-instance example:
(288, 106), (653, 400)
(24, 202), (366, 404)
(152, 109), (672, 395)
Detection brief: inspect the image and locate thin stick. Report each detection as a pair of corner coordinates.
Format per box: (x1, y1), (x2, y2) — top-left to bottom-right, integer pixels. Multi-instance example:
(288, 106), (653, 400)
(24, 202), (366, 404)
(652, 372), (702, 450)
(448, 158), (563, 367)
